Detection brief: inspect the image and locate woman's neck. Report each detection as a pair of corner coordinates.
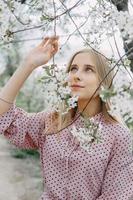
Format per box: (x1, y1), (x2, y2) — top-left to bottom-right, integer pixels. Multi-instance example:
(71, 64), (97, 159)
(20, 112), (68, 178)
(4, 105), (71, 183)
(77, 97), (102, 118)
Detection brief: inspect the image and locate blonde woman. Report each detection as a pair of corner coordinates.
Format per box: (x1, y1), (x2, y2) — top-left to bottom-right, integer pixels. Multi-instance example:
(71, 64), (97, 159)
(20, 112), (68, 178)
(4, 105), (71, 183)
(0, 36), (133, 200)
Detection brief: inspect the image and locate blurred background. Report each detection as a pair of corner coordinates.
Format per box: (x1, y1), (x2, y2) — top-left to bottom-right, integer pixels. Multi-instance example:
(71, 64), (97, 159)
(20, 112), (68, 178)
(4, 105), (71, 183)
(0, 0), (133, 199)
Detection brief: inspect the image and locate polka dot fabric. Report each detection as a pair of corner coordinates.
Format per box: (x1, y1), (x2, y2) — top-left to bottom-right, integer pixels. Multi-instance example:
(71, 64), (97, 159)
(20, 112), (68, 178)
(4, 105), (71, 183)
(0, 104), (46, 149)
(0, 104), (133, 200)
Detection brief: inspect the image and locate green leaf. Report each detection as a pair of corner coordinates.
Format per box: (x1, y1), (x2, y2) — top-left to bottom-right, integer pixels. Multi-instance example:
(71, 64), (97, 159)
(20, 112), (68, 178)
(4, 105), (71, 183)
(40, 15), (51, 21)
(99, 87), (117, 102)
(44, 67), (52, 76)
(129, 89), (133, 98)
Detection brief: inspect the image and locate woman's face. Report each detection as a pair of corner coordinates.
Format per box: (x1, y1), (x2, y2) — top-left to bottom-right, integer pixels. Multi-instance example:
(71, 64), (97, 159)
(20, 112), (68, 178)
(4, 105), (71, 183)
(68, 52), (100, 100)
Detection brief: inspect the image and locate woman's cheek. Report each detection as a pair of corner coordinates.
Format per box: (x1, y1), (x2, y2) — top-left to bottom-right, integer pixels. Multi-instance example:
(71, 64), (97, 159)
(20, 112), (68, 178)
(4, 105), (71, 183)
(67, 75), (72, 86)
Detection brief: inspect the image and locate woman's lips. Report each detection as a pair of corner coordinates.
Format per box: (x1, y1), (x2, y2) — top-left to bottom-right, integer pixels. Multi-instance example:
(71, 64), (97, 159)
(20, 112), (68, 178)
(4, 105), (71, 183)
(71, 85), (85, 91)
(71, 85), (85, 88)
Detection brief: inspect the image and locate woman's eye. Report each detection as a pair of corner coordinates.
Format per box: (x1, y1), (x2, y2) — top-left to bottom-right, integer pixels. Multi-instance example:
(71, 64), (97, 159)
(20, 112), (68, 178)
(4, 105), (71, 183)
(86, 67), (93, 72)
(70, 67), (77, 72)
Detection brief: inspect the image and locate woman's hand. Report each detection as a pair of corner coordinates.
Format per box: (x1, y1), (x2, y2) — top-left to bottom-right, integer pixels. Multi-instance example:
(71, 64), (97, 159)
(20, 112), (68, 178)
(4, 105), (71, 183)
(24, 36), (59, 70)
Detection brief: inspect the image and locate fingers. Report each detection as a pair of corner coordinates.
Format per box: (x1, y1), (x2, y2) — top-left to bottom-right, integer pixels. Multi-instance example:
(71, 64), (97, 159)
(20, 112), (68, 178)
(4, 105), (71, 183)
(41, 35), (59, 47)
(45, 36), (59, 51)
(51, 40), (59, 54)
(42, 36), (59, 55)
(39, 37), (49, 46)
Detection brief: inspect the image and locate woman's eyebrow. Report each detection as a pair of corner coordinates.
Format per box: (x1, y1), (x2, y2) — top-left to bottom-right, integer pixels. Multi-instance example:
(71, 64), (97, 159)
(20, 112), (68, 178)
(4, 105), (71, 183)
(70, 64), (78, 67)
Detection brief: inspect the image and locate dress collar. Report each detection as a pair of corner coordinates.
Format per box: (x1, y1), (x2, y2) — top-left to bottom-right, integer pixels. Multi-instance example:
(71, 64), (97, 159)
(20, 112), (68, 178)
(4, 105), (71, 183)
(74, 111), (104, 124)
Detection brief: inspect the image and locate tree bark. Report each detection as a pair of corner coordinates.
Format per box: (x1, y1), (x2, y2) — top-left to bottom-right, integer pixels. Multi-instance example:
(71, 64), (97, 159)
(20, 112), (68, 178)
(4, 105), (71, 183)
(110, 0), (133, 72)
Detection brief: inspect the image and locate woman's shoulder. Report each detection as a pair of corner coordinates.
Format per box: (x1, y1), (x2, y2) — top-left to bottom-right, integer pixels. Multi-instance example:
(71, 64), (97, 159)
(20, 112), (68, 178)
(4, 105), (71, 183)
(105, 120), (132, 141)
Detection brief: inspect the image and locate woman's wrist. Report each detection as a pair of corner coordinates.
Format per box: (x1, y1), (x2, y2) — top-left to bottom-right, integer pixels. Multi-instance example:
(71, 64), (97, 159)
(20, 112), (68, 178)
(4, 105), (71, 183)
(20, 59), (35, 73)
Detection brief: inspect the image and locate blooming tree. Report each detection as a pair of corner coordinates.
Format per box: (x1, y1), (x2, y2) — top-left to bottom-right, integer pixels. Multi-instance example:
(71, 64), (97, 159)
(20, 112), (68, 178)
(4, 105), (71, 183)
(110, 0), (133, 71)
(0, 0), (133, 136)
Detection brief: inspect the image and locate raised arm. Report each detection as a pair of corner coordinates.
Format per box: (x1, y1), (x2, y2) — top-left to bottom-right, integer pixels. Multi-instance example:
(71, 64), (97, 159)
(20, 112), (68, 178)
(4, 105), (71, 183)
(0, 36), (59, 115)
(0, 36), (59, 149)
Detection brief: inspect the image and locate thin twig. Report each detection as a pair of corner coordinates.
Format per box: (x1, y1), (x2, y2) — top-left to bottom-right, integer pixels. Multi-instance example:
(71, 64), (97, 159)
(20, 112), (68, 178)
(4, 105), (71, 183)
(10, 0), (84, 35)
(2, 0), (29, 26)
(58, 0), (111, 61)
(110, 13), (133, 81)
(60, 13), (90, 49)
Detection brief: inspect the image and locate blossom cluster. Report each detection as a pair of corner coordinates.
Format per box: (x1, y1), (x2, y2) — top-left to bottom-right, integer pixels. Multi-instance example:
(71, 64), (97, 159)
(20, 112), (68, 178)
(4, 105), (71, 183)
(0, 0), (132, 46)
(85, 1), (133, 48)
(70, 116), (103, 152)
(99, 58), (133, 126)
(38, 65), (79, 114)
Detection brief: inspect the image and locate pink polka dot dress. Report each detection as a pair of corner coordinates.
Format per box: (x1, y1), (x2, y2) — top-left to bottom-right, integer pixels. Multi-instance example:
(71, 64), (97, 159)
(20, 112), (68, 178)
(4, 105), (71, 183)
(0, 104), (133, 200)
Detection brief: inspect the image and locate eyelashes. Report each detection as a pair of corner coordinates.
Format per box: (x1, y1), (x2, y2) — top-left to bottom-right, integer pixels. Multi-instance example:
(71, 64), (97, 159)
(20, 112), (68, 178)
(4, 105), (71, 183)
(70, 66), (77, 72)
(70, 66), (93, 72)
(85, 67), (93, 72)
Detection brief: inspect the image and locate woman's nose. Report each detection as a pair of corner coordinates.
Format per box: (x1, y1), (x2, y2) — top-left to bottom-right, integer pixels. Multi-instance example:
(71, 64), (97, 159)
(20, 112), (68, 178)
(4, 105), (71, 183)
(73, 76), (80, 81)
(73, 71), (81, 81)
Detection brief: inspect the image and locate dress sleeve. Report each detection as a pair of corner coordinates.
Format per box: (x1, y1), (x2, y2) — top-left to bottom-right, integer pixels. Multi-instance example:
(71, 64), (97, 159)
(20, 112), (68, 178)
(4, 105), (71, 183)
(0, 104), (46, 149)
(96, 125), (133, 200)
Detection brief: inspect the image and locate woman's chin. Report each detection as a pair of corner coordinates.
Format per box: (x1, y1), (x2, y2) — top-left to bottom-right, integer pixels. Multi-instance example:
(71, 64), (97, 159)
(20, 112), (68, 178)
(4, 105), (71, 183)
(71, 92), (85, 100)
(71, 90), (80, 95)
(70, 91), (91, 101)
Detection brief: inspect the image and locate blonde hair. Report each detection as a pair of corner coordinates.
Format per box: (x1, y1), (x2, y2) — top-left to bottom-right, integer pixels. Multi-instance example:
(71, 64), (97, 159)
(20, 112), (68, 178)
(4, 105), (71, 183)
(45, 48), (125, 137)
